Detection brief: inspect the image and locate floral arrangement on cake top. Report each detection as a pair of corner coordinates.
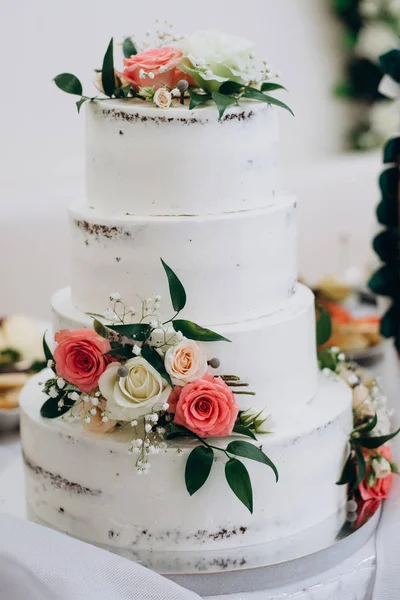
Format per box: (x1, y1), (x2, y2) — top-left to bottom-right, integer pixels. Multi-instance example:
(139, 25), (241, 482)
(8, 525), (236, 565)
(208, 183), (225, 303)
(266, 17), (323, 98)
(53, 28), (292, 119)
(40, 259), (277, 513)
(316, 307), (399, 524)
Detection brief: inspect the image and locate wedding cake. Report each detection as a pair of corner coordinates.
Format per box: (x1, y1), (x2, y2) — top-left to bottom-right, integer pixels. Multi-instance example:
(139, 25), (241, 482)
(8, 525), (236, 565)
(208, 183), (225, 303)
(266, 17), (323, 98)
(20, 30), (357, 568)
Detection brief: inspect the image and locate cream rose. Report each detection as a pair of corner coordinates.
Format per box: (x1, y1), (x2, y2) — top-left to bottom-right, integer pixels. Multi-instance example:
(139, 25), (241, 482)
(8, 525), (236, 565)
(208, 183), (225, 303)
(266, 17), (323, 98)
(179, 30), (256, 93)
(98, 357), (171, 421)
(372, 455), (392, 479)
(153, 87), (172, 109)
(164, 339), (207, 386)
(352, 384), (375, 418)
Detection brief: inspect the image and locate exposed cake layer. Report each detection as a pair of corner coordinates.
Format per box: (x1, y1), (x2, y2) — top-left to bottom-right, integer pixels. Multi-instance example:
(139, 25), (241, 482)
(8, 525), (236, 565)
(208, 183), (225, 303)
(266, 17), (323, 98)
(69, 198), (297, 325)
(86, 99), (281, 216)
(21, 370), (352, 556)
(52, 284), (318, 414)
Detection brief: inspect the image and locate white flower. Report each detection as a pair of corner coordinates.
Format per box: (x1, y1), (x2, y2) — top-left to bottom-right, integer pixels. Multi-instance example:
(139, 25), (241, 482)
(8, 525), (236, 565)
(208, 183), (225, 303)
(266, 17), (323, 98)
(157, 426), (166, 435)
(57, 377), (65, 389)
(90, 407), (97, 416)
(132, 344), (141, 356)
(82, 393), (91, 403)
(84, 416), (91, 424)
(47, 359), (54, 368)
(110, 292), (121, 301)
(148, 327), (166, 348)
(131, 419), (138, 427)
(98, 357), (171, 421)
(91, 396), (99, 406)
(355, 23), (399, 64)
(162, 403), (169, 410)
(48, 386), (58, 399)
(102, 415), (109, 423)
(352, 384), (375, 418)
(164, 339), (208, 386)
(154, 88), (172, 109)
(372, 455), (392, 479)
(179, 30), (256, 93)
(148, 71), (155, 80)
(171, 87), (180, 97)
(135, 439), (143, 448)
(139, 68), (147, 79)
(145, 423), (152, 433)
(68, 391), (80, 401)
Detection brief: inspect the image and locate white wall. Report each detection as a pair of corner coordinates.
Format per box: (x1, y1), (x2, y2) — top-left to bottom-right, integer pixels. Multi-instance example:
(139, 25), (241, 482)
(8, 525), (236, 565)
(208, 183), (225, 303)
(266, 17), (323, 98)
(0, 0), (383, 318)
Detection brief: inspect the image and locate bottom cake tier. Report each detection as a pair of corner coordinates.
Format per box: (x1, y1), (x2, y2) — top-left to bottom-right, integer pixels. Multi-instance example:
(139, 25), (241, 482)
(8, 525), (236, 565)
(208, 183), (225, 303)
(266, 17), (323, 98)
(21, 369), (352, 557)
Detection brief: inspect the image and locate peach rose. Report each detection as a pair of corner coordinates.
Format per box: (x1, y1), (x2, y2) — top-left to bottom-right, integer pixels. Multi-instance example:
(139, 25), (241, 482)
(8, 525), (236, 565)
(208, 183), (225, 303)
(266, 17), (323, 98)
(121, 47), (188, 90)
(80, 398), (116, 434)
(359, 444), (393, 502)
(165, 339), (207, 386)
(54, 329), (112, 393)
(169, 373), (239, 438)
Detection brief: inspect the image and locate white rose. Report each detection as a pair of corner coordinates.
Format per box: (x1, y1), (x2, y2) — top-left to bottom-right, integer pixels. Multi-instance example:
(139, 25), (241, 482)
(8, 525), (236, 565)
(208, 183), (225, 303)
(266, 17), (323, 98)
(372, 456), (392, 479)
(179, 30), (256, 93)
(352, 384), (375, 418)
(153, 88), (172, 109)
(98, 357), (171, 421)
(164, 339), (207, 386)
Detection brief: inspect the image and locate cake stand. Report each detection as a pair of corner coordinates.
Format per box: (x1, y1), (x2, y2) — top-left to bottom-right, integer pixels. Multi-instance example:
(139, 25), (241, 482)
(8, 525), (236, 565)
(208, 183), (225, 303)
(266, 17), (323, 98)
(0, 456), (378, 599)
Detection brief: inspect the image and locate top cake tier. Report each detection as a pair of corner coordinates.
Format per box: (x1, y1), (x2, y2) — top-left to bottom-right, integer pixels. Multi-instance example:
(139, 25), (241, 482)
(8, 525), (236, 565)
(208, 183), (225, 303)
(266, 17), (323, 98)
(85, 99), (281, 216)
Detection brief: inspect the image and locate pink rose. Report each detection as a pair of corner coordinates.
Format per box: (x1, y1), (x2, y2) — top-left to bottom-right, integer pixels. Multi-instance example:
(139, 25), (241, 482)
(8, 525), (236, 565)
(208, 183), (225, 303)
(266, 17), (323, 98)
(169, 373), (239, 438)
(121, 47), (189, 90)
(54, 329), (112, 392)
(359, 444), (393, 502)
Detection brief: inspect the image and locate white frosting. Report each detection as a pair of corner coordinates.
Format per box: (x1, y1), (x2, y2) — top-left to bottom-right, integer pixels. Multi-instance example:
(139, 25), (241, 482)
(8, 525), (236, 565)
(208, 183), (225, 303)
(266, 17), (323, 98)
(85, 99), (281, 216)
(69, 198), (297, 325)
(52, 284), (318, 414)
(21, 370), (352, 560)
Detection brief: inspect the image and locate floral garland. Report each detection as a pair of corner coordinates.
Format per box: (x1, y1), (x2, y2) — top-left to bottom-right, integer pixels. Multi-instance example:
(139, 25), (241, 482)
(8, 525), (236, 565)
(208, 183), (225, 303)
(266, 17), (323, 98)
(41, 259), (276, 513)
(316, 307), (399, 521)
(53, 29), (292, 120)
(333, 0), (400, 150)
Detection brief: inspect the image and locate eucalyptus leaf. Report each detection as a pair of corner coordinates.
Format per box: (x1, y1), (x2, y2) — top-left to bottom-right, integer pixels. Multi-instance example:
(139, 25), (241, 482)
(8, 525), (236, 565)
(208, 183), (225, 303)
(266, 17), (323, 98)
(43, 333), (55, 372)
(226, 440), (279, 482)
(189, 89), (211, 110)
(160, 258), (186, 312)
(225, 458), (253, 513)
(123, 37), (137, 58)
(376, 196), (398, 227)
(185, 446), (214, 495)
(40, 396), (74, 419)
(172, 319), (230, 343)
(336, 452), (356, 485)
(316, 305), (332, 346)
(372, 229), (400, 263)
(380, 304), (399, 339)
(260, 82), (286, 92)
(54, 73), (83, 96)
(141, 344), (173, 387)
(356, 426), (400, 449)
(232, 424), (257, 440)
(101, 38), (115, 97)
(379, 167), (398, 198)
(383, 136), (400, 163)
(211, 91), (237, 119)
(108, 323), (151, 341)
(368, 265), (397, 297)
(242, 87), (294, 115)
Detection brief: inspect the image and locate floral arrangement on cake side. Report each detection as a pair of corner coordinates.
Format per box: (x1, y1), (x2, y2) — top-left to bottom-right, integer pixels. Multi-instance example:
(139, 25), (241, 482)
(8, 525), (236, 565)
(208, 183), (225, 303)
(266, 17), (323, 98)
(53, 28), (292, 120)
(316, 306), (399, 525)
(40, 259), (277, 513)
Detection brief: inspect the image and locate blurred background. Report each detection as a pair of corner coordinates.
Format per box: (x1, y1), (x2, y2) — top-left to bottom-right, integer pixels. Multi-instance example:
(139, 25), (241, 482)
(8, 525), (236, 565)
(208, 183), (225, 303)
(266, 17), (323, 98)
(0, 0), (398, 322)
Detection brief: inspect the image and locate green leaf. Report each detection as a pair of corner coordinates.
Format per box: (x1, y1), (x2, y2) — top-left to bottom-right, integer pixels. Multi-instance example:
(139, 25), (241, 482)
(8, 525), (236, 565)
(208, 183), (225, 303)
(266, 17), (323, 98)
(372, 229), (400, 263)
(101, 38), (115, 97)
(333, 81), (354, 98)
(261, 82), (286, 92)
(211, 91), (237, 119)
(43, 333), (55, 372)
(383, 137), (400, 163)
(357, 426), (400, 449)
(122, 37), (137, 58)
(40, 396), (74, 419)
(227, 440), (279, 482)
(76, 97), (87, 113)
(380, 304), (399, 339)
(141, 344), (173, 387)
(160, 258), (187, 312)
(108, 323), (151, 342)
(172, 319), (231, 342)
(233, 424), (257, 440)
(336, 452), (356, 485)
(353, 446), (366, 490)
(219, 81), (244, 95)
(316, 305), (332, 346)
(368, 265), (397, 297)
(376, 196), (398, 227)
(225, 458), (253, 513)
(185, 446), (214, 495)
(103, 346), (135, 360)
(317, 347), (338, 371)
(53, 73), (83, 96)
(380, 49), (400, 83)
(93, 318), (109, 339)
(379, 167), (398, 198)
(356, 413), (378, 434)
(114, 85), (131, 99)
(166, 423), (194, 440)
(189, 89), (211, 110)
(242, 87), (294, 116)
